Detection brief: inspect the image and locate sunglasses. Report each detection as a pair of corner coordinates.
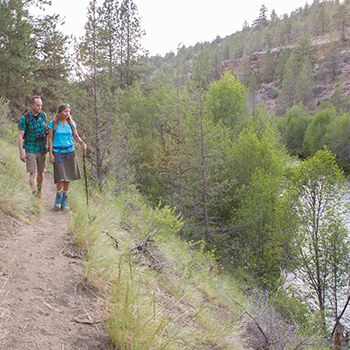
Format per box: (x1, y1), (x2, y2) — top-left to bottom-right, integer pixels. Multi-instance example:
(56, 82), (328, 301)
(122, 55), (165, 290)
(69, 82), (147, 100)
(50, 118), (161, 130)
(58, 104), (70, 113)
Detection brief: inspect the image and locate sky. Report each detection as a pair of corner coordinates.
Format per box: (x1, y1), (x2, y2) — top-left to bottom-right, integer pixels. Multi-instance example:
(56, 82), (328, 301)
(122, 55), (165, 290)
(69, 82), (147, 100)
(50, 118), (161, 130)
(41, 0), (312, 56)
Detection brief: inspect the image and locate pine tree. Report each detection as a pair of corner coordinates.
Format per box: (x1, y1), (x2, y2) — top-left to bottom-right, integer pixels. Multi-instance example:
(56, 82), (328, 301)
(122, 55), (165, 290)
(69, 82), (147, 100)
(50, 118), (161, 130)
(296, 58), (314, 109)
(98, 0), (121, 92)
(252, 5), (268, 31)
(278, 52), (299, 113)
(332, 1), (350, 42)
(261, 49), (275, 83)
(78, 0), (105, 190)
(32, 14), (70, 113)
(0, 0), (35, 117)
(321, 40), (341, 82)
(118, 0), (145, 87)
(330, 84), (350, 113)
(192, 47), (212, 243)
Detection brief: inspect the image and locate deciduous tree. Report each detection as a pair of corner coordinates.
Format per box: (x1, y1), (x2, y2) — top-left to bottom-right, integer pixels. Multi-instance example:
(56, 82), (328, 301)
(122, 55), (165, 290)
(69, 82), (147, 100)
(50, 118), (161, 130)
(302, 108), (335, 156)
(285, 148), (350, 329)
(205, 72), (245, 127)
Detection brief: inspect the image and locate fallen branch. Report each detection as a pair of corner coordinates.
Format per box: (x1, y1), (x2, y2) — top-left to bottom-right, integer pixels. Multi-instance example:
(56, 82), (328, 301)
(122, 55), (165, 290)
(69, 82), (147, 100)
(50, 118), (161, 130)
(119, 230), (165, 271)
(102, 231), (119, 249)
(121, 231), (156, 255)
(73, 318), (103, 325)
(134, 231), (156, 252)
(227, 296), (270, 349)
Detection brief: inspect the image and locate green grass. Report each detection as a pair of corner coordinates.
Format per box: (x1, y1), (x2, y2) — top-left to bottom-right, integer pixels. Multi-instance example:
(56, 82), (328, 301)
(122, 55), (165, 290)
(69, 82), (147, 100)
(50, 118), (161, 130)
(0, 136), (39, 220)
(69, 181), (247, 350)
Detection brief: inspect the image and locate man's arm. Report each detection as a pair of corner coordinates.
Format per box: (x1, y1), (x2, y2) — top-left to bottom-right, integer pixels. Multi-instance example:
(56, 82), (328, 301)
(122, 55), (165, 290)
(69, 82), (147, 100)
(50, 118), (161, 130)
(18, 129), (26, 162)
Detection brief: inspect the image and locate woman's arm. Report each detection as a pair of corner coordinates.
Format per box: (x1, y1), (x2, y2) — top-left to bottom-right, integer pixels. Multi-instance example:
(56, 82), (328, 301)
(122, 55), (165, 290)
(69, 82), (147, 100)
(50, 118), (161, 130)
(73, 128), (87, 154)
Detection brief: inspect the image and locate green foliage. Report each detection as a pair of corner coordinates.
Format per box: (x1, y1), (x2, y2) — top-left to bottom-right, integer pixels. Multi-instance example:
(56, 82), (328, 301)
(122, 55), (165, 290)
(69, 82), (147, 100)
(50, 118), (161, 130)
(0, 0), (71, 118)
(229, 112), (287, 191)
(295, 58), (314, 109)
(0, 136), (38, 219)
(284, 147), (349, 328)
(231, 169), (287, 289)
(32, 14), (71, 114)
(327, 112), (350, 171)
(191, 44), (217, 90)
(205, 72), (245, 126)
(2, 0), (350, 343)
(273, 289), (311, 327)
(70, 180), (247, 350)
(302, 107), (335, 156)
(261, 49), (275, 83)
(277, 38), (314, 114)
(0, 97), (11, 130)
(213, 112), (291, 289)
(282, 104), (311, 156)
(0, 0), (35, 117)
(278, 52), (299, 113)
(330, 84), (350, 113)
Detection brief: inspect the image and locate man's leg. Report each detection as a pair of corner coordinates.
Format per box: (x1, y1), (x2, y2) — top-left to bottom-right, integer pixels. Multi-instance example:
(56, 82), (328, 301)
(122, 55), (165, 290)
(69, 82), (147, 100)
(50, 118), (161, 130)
(36, 152), (46, 197)
(29, 171), (37, 193)
(36, 172), (44, 197)
(26, 153), (38, 194)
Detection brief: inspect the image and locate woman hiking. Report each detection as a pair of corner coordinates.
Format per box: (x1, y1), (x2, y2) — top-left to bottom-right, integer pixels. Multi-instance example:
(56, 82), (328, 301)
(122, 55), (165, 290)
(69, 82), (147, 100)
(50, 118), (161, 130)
(48, 104), (86, 210)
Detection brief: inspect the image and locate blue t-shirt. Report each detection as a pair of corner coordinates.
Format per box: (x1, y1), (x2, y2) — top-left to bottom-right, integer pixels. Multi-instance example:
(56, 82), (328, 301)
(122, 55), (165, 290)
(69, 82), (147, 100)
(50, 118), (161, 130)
(48, 120), (76, 153)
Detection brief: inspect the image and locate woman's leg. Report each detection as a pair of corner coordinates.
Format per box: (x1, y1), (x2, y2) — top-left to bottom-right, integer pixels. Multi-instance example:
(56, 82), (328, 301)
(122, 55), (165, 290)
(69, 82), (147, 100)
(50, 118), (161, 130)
(61, 182), (70, 210)
(63, 182), (70, 192)
(54, 182), (64, 210)
(56, 182), (63, 192)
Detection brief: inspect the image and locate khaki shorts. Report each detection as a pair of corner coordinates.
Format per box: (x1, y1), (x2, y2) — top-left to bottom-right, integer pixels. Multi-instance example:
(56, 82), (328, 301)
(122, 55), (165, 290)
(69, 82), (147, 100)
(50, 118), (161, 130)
(26, 152), (46, 173)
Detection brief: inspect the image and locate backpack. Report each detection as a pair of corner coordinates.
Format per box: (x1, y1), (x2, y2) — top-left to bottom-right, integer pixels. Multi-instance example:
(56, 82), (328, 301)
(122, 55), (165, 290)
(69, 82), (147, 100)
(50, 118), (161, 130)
(23, 111), (48, 140)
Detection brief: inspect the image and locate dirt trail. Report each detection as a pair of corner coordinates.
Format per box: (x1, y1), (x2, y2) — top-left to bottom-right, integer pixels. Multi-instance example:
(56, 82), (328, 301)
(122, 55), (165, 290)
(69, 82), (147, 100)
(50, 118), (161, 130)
(0, 179), (111, 350)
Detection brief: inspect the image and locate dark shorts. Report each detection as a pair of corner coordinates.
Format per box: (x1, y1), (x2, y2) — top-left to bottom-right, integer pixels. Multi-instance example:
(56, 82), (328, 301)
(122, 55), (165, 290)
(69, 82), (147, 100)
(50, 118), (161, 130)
(53, 151), (81, 184)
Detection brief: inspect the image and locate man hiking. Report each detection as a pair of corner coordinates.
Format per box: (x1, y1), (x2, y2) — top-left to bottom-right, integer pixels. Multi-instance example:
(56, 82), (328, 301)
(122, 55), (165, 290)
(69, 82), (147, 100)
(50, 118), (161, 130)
(18, 96), (48, 197)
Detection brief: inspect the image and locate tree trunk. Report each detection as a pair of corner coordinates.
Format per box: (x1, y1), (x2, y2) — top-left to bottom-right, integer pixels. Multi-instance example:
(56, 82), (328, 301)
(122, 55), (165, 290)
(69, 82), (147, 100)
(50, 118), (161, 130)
(200, 94), (210, 243)
(91, 0), (104, 191)
(176, 46), (184, 238)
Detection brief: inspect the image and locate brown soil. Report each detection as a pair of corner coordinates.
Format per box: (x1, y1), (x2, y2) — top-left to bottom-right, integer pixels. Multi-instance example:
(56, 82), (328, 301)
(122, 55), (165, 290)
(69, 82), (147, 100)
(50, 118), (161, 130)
(0, 179), (112, 350)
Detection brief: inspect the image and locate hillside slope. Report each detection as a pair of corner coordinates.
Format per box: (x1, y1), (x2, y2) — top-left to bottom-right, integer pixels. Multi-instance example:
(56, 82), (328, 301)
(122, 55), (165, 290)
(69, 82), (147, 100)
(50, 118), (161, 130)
(0, 137), (320, 349)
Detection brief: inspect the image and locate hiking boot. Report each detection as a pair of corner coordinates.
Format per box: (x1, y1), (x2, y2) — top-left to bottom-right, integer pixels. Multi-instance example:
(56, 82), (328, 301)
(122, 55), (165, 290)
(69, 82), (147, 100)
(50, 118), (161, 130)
(54, 191), (63, 210)
(61, 193), (70, 210)
(36, 186), (42, 198)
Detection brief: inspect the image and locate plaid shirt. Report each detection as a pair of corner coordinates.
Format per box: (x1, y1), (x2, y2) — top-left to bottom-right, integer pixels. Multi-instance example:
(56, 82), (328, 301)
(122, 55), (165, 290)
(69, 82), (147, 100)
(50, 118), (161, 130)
(18, 111), (47, 154)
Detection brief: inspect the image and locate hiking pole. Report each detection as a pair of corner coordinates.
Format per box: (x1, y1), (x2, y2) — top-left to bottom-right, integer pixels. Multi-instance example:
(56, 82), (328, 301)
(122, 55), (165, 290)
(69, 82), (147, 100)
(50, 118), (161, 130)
(82, 130), (89, 206)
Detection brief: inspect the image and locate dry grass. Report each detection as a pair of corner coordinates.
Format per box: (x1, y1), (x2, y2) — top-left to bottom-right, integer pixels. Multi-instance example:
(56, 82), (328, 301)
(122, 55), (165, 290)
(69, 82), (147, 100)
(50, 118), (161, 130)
(70, 183), (247, 350)
(0, 138), (38, 219)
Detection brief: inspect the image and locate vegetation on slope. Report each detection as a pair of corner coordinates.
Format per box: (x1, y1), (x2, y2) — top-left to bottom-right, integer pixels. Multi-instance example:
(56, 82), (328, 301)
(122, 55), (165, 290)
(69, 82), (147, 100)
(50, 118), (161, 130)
(2, 1), (350, 347)
(0, 124), (326, 349)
